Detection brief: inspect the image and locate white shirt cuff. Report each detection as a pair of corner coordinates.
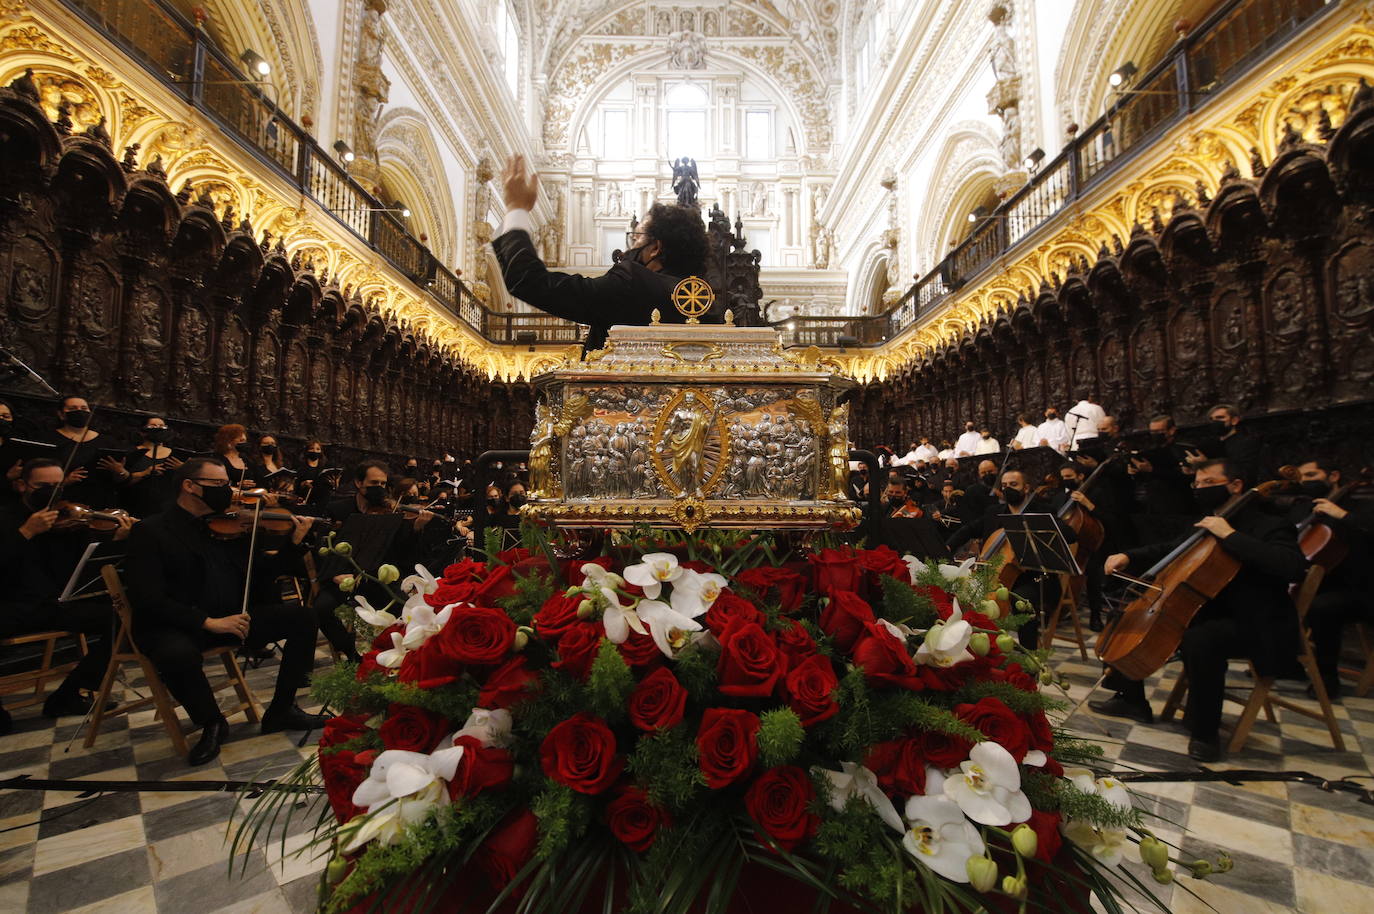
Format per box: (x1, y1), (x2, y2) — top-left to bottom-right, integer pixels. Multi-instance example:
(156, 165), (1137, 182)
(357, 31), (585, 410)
(499, 207), (535, 238)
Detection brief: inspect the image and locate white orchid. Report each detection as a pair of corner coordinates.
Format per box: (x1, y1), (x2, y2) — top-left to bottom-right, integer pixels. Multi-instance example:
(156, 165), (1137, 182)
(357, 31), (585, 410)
(344, 746), (464, 852)
(636, 599), (704, 658)
(902, 554), (929, 580)
(1061, 820), (1129, 866)
(669, 569), (727, 618)
(1023, 750), (1048, 768)
(943, 742), (1032, 826)
(938, 556), (977, 582)
(354, 594), (398, 629)
(902, 771), (987, 883)
(451, 708), (513, 748)
(1063, 768), (1130, 811)
(400, 564), (438, 596)
(579, 563), (625, 591)
(816, 762), (904, 834)
(623, 552), (683, 599)
(375, 631), (408, 669)
(601, 589), (648, 644)
(915, 617), (974, 668)
(401, 603), (455, 650)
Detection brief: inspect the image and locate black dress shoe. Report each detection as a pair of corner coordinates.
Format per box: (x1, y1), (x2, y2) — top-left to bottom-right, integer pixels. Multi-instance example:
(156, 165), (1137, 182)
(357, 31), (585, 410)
(1088, 615), (1105, 633)
(1088, 693), (1155, 724)
(42, 689), (91, 719)
(188, 717), (230, 766)
(261, 704), (329, 734)
(1188, 736), (1222, 763)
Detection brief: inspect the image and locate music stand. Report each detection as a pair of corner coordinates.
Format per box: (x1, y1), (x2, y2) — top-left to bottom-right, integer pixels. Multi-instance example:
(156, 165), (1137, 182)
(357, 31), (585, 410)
(997, 512), (1079, 625)
(59, 542), (125, 603)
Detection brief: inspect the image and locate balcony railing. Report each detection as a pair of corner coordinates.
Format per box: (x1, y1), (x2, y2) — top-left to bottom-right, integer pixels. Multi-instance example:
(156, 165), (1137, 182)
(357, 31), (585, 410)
(790, 0), (1333, 348)
(62, 0), (515, 339)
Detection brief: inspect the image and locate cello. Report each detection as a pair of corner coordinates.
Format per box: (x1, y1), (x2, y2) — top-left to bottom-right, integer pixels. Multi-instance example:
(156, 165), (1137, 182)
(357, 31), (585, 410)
(1291, 467), (1371, 572)
(1096, 480), (1285, 681)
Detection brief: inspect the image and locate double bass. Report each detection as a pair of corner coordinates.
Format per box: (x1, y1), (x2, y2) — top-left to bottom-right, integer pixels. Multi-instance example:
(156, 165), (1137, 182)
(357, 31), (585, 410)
(1096, 480), (1284, 680)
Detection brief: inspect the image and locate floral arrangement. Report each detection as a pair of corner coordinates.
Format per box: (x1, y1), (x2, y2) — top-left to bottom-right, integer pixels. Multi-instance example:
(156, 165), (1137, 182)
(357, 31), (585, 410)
(238, 530), (1227, 914)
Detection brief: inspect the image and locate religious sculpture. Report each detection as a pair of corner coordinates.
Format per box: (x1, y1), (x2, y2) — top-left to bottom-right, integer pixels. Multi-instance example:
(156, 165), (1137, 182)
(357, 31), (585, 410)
(671, 157), (700, 207)
(528, 402), (559, 498)
(668, 30), (706, 70)
(352, 0), (391, 173)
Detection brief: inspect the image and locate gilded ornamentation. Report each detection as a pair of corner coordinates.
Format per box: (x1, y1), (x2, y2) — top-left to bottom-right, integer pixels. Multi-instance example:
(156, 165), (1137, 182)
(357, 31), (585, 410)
(651, 388), (727, 498)
(529, 401), (560, 499)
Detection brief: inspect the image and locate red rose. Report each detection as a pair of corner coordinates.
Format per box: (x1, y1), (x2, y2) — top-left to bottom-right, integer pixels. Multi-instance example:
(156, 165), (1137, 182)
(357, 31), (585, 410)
(628, 667), (687, 732)
(1024, 709), (1055, 753)
(378, 704), (446, 753)
(864, 738), (927, 796)
(426, 565), (515, 608)
(442, 559), (487, 583)
(476, 809), (539, 888)
(783, 654), (839, 727)
(696, 708), (760, 788)
(679, 559), (717, 574)
(534, 592), (584, 642)
(703, 590), (764, 637)
(819, 590), (876, 652)
(1026, 809), (1063, 863)
(808, 546), (863, 597)
(396, 641), (462, 689)
(914, 585), (956, 619)
(320, 713), (369, 749)
(956, 697), (1031, 762)
(446, 735), (514, 800)
(851, 621), (921, 689)
(540, 713), (623, 795)
(319, 748), (368, 823)
(733, 565), (806, 613)
(472, 564), (517, 603)
(716, 618), (784, 698)
(618, 630), (663, 669)
(496, 546), (532, 566)
(856, 546), (911, 587)
(551, 621), (602, 681)
(432, 605), (516, 666)
(744, 766), (819, 852)
(604, 785), (671, 852)
(916, 729), (973, 769)
(1004, 662), (1037, 692)
(773, 619), (819, 671)
(355, 650), (382, 681)
(477, 656), (541, 710)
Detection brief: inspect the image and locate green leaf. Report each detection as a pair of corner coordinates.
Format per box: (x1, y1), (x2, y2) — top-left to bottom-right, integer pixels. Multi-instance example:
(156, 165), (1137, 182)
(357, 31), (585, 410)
(587, 638), (634, 722)
(757, 708), (805, 767)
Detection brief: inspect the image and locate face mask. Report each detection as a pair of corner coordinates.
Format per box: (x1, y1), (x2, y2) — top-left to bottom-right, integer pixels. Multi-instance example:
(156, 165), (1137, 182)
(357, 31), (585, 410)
(63, 409), (91, 428)
(1150, 432), (1169, 444)
(1297, 480), (1330, 499)
(1193, 483), (1232, 513)
(886, 496), (905, 510)
(405, 465), (418, 473)
(1003, 488), (1026, 507)
(23, 483), (58, 511)
(197, 482), (233, 513)
(486, 496), (499, 509)
(144, 427), (170, 442)
(1045, 413), (1057, 421)
(234, 441), (252, 454)
(260, 445), (276, 456)
(0, 418), (12, 437)
(363, 485), (388, 506)
(1213, 419), (1230, 431)
(306, 451), (322, 460)
(981, 433), (990, 439)
(507, 494), (527, 509)
(1062, 479), (1079, 491)
(981, 473), (997, 486)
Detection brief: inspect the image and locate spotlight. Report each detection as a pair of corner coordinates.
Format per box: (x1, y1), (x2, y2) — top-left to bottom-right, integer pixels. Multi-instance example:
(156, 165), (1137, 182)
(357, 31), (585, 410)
(515, 330), (537, 351)
(240, 49), (270, 79)
(968, 206), (989, 223)
(333, 140), (354, 163)
(1023, 147), (1045, 170)
(396, 203), (412, 218)
(1108, 61), (1137, 88)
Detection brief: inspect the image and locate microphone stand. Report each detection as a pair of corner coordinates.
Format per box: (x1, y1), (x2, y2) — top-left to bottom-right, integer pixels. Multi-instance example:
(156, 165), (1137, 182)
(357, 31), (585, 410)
(0, 347), (59, 397)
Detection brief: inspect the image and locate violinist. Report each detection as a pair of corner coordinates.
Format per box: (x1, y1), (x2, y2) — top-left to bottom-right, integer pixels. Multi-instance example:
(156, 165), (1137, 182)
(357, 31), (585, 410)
(124, 458), (324, 766)
(883, 473), (924, 518)
(0, 458), (128, 719)
(212, 423), (255, 489)
(1287, 458), (1373, 699)
(121, 416), (184, 518)
(932, 480), (963, 535)
(1092, 458), (1306, 762)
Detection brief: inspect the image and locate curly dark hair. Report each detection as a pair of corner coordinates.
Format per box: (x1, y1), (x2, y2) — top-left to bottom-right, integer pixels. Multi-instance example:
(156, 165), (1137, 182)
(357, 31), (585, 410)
(644, 203), (708, 278)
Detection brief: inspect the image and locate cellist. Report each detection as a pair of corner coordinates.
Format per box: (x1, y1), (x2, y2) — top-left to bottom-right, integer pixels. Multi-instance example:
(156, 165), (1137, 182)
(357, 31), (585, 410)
(1091, 458), (1306, 762)
(1048, 459), (1121, 633)
(1287, 457), (1374, 699)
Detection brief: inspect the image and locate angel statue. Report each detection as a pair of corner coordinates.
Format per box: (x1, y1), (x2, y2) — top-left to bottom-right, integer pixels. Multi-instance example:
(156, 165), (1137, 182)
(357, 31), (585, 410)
(826, 403), (851, 501)
(671, 157), (700, 207)
(528, 402), (559, 499)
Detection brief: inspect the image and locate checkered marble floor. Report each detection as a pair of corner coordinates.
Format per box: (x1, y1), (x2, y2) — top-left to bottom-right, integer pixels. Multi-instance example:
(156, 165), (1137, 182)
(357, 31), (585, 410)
(2, 623), (1372, 914)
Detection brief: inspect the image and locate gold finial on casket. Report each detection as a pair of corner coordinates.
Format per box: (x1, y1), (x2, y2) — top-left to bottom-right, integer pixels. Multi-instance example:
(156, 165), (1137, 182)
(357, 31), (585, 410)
(651, 308), (661, 325)
(724, 308), (735, 326)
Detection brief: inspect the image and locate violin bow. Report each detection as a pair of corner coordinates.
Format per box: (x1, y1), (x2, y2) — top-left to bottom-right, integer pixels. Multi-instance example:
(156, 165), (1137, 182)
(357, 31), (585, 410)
(46, 403), (99, 512)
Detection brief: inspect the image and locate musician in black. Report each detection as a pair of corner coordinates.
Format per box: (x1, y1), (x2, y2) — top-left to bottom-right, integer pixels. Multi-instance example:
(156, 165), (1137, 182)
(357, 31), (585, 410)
(0, 458), (127, 721)
(1093, 458), (1306, 762)
(1288, 458), (1373, 698)
(883, 472), (925, 518)
(1128, 414), (1200, 544)
(1198, 404), (1263, 488)
(1049, 460), (1120, 632)
(124, 458), (324, 766)
(492, 154), (709, 353)
(931, 480), (964, 538)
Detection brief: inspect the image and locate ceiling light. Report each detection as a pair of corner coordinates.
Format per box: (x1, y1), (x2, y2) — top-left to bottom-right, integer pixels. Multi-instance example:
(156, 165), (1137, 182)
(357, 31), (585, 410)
(240, 49), (270, 78)
(968, 206), (989, 223)
(1108, 61), (1137, 88)
(333, 140), (354, 163)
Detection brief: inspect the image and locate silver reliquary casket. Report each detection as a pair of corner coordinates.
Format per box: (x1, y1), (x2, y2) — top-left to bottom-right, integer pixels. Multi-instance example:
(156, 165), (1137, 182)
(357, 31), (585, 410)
(524, 323), (861, 532)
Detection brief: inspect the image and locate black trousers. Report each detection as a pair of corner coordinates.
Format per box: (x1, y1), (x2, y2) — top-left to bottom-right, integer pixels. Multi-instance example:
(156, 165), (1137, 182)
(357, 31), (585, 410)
(136, 601), (317, 728)
(0, 599), (115, 693)
(311, 581), (378, 660)
(1307, 588), (1372, 690)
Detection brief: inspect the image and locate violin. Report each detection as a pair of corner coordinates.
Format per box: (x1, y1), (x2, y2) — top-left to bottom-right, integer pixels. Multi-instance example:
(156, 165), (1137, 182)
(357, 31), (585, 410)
(1096, 478), (1286, 680)
(52, 501), (135, 532)
(203, 506), (334, 540)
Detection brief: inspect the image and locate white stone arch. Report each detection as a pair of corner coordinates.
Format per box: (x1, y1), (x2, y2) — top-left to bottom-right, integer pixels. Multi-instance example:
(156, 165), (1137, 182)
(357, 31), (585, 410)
(375, 108), (459, 266)
(850, 242), (894, 317)
(916, 122), (1005, 267)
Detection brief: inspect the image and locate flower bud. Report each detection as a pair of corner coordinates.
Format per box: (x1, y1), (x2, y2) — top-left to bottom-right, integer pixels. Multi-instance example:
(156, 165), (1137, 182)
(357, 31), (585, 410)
(377, 563), (399, 585)
(980, 599), (1001, 619)
(1138, 836), (1169, 871)
(1188, 859), (1212, 878)
(1000, 874), (1026, 898)
(513, 630), (530, 651)
(317, 545), (332, 557)
(1039, 667), (1055, 685)
(995, 586), (1010, 602)
(966, 856), (998, 892)
(969, 632), (991, 656)
(1152, 867), (1173, 885)
(1011, 824), (1038, 858)
(1215, 853), (1233, 874)
(1014, 599), (1030, 612)
(338, 575), (356, 593)
(326, 857), (348, 885)
(564, 585), (581, 597)
(996, 633), (1015, 654)
(333, 541), (353, 557)
(576, 599), (595, 619)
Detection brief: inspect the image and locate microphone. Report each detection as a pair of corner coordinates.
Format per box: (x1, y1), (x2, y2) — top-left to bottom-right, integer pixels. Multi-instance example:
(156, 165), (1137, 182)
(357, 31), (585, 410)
(0, 347), (59, 396)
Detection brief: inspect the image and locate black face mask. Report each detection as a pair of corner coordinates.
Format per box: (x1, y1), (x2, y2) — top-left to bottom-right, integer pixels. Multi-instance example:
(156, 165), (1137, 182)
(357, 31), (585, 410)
(23, 483), (58, 511)
(486, 496), (500, 509)
(1062, 479), (1080, 491)
(981, 473), (997, 486)
(306, 451), (322, 461)
(405, 465), (418, 474)
(362, 485), (388, 506)
(1003, 488), (1026, 507)
(1213, 419), (1231, 431)
(260, 445), (276, 456)
(886, 496), (905, 510)
(1193, 483), (1232, 513)
(0, 418), (12, 437)
(197, 482), (233, 513)
(1150, 432), (1170, 445)
(1045, 413), (1058, 421)
(1297, 480), (1330, 499)
(144, 427), (170, 442)
(234, 441), (253, 455)
(507, 493), (527, 509)
(63, 409), (91, 429)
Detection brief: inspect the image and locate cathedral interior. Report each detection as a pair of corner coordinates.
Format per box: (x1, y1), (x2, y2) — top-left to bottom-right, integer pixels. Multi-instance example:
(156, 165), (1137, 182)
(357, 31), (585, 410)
(0, 1), (1373, 912)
